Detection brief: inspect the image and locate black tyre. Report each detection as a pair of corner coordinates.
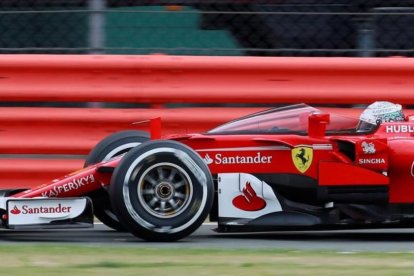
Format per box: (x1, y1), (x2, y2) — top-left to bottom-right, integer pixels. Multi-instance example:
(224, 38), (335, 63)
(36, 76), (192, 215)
(110, 140), (214, 242)
(85, 130), (149, 231)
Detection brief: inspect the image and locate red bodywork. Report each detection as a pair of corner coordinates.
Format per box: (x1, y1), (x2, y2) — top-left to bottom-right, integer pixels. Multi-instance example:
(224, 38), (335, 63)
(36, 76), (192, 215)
(11, 104), (414, 206)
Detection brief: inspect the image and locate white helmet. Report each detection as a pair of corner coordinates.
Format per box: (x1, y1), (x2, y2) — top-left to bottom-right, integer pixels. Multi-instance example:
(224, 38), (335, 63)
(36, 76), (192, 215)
(358, 101), (405, 131)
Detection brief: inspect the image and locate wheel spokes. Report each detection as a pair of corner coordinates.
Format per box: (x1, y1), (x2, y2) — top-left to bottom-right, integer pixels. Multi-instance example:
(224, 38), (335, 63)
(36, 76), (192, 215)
(138, 163), (193, 218)
(174, 192), (186, 199)
(159, 201), (167, 213)
(168, 199), (179, 210)
(142, 189), (154, 195)
(157, 167), (164, 180)
(168, 169), (177, 181)
(173, 180), (185, 189)
(144, 175), (157, 187)
(148, 197), (159, 207)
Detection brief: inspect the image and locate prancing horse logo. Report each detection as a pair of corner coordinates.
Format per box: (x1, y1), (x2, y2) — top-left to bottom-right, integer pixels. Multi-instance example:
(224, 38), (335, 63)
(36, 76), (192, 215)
(292, 146), (313, 173)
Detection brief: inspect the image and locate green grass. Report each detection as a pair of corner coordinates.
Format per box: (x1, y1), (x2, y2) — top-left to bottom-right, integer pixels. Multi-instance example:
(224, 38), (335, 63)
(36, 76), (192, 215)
(0, 245), (414, 275)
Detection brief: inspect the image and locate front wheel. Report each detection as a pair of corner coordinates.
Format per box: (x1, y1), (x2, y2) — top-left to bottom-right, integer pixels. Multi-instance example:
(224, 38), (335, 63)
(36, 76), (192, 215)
(110, 140), (214, 242)
(85, 130), (149, 231)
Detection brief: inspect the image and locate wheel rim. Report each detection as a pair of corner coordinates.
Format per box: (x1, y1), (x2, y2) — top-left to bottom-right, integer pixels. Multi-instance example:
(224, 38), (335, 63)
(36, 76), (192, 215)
(136, 162), (193, 219)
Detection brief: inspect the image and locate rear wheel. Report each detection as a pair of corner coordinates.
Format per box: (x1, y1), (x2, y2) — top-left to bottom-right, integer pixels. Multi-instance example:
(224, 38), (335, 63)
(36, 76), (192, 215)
(110, 140), (214, 241)
(85, 130), (149, 231)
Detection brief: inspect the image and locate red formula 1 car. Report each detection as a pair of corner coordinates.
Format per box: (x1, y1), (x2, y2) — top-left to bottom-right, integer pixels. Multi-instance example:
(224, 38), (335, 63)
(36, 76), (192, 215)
(2, 103), (414, 241)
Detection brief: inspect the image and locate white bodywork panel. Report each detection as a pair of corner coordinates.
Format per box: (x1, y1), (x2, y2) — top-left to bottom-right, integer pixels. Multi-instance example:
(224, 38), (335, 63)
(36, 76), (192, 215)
(7, 198), (87, 226)
(218, 173), (282, 219)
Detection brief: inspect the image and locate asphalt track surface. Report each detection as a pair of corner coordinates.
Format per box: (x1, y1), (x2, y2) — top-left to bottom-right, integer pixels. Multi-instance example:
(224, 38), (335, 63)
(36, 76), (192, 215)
(1, 223), (414, 252)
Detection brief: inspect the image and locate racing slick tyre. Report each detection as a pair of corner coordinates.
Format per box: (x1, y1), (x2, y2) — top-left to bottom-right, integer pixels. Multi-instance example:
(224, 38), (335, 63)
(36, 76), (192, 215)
(84, 130), (150, 231)
(110, 140), (214, 242)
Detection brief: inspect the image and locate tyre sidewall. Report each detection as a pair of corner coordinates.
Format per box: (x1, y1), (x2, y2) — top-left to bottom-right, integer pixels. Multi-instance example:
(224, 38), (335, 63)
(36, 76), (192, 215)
(85, 130), (149, 231)
(110, 140), (214, 241)
(84, 130), (149, 167)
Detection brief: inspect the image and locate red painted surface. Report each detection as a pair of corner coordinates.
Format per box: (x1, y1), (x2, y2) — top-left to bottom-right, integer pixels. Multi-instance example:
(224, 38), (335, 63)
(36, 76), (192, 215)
(189, 135), (331, 179)
(6, 106), (414, 205)
(0, 106), (366, 188)
(12, 158), (120, 199)
(2, 106), (413, 190)
(0, 55), (413, 192)
(0, 107), (260, 155)
(0, 55), (412, 104)
(0, 159), (83, 189)
(318, 162), (389, 186)
(388, 140), (414, 203)
(1, 106), (390, 155)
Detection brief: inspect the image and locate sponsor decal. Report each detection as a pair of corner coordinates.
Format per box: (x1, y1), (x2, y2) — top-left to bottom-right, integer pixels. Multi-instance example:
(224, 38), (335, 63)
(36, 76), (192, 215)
(358, 158), (386, 165)
(202, 152), (272, 165)
(7, 198), (88, 226)
(386, 125), (414, 133)
(292, 146), (313, 173)
(203, 154), (214, 165)
(41, 174), (95, 197)
(10, 204), (72, 215)
(361, 141), (376, 154)
(232, 182), (266, 211)
(10, 206), (21, 215)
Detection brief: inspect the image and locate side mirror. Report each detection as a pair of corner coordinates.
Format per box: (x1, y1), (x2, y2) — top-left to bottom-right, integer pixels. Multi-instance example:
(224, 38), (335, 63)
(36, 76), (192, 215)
(308, 113), (330, 138)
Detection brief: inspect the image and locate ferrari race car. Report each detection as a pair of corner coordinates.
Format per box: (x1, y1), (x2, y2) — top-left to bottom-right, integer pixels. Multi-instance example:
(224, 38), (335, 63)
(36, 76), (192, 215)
(2, 103), (414, 242)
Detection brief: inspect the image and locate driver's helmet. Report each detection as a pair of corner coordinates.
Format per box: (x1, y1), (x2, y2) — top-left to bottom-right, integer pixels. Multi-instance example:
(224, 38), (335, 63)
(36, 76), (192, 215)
(357, 101), (405, 131)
